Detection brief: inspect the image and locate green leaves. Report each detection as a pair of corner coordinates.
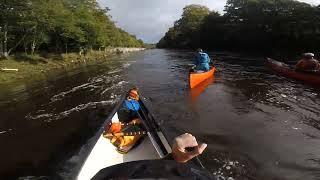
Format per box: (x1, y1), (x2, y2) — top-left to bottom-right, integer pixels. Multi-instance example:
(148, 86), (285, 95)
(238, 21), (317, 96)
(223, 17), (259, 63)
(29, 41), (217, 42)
(158, 4), (210, 48)
(158, 0), (320, 54)
(1, 0), (144, 56)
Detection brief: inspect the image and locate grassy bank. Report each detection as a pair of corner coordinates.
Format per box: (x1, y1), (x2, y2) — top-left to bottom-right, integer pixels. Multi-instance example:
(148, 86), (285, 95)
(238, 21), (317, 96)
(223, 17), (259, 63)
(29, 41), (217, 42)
(0, 51), (115, 84)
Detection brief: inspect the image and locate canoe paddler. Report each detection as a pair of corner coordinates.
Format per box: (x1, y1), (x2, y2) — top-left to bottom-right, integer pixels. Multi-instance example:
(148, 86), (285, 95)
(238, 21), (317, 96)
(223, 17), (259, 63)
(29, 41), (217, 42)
(92, 133), (217, 180)
(296, 53), (320, 72)
(117, 88), (141, 123)
(106, 88), (144, 153)
(193, 48), (212, 72)
(127, 87), (139, 101)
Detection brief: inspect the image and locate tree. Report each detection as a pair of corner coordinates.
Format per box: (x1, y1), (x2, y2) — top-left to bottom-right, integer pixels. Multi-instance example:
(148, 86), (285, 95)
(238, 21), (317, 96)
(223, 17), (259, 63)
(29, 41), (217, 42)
(0, 0), (144, 57)
(158, 0), (320, 54)
(158, 4), (210, 49)
(0, 0), (32, 57)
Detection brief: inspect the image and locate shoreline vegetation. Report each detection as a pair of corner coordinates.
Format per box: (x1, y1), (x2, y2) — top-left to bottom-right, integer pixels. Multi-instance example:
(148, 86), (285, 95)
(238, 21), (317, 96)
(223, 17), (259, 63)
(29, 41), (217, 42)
(0, 48), (145, 84)
(157, 0), (320, 56)
(0, 0), (146, 84)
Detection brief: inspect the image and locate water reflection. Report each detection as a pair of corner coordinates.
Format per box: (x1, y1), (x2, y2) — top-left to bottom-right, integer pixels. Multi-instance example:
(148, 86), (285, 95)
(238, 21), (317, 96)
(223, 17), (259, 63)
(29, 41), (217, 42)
(190, 76), (215, 102)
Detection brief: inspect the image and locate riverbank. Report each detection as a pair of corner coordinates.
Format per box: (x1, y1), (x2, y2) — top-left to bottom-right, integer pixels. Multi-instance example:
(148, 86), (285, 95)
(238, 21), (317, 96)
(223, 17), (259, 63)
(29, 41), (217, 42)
(0, 48), (145, 84)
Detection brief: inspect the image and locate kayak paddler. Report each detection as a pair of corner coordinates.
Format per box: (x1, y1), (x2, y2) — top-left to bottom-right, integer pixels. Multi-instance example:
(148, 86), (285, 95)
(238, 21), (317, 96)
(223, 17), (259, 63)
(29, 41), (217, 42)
(93, 133), (218, 180)
(296, 53), (320, 72)
(193, 48), (212, 72)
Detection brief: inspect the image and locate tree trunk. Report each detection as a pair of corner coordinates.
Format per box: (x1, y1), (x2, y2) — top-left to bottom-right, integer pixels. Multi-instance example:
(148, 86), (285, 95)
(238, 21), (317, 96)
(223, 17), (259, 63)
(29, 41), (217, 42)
(0, 40), (3, 57)
(31, 37), (36, 55)
(31, 40), (36, 55)
(8, 33), (28, 56)
(23, 41), (28, 54)
(65, 43), (68, 54)
(31, 29), (37, 55)
(3, 24), (8, 58)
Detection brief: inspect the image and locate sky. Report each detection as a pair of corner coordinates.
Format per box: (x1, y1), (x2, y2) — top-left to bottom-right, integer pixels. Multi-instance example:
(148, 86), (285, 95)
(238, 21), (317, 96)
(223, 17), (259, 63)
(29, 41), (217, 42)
(98, 0), (319, 44)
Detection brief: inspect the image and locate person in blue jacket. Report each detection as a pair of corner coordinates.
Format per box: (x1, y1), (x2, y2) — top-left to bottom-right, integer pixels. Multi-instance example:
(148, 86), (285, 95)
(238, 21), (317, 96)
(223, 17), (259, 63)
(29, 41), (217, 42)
(194, 48), (212, 72)
(117, 88), (141, 123)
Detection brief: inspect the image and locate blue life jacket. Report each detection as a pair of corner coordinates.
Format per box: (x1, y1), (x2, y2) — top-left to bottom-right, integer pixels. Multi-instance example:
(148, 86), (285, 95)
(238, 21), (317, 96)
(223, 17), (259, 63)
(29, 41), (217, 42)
(195, 52), (211, 71)
(196, 52), (210, 64)
(123, 99), (140, 111)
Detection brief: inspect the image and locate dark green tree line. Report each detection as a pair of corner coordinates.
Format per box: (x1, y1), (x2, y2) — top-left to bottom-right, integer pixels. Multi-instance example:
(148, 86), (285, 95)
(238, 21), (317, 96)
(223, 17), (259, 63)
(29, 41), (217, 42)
(157, 0), (320, 54)
(0, 0), (144, 58)
(158, 5), (210, 49)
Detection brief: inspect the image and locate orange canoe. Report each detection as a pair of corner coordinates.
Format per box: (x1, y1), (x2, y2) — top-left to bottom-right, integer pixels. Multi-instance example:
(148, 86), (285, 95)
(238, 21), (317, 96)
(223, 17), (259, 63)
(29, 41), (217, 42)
(189, 67), (216, 88)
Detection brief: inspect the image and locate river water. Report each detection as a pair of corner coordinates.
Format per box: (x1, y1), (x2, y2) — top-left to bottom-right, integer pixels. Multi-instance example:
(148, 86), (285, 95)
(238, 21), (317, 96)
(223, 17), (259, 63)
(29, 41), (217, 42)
(0, 49), (319, 180)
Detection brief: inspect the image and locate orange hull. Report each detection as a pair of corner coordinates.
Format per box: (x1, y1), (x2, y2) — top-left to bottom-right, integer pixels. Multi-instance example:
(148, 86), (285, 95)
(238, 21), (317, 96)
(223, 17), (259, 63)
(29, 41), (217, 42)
(189, 67), (216, 88)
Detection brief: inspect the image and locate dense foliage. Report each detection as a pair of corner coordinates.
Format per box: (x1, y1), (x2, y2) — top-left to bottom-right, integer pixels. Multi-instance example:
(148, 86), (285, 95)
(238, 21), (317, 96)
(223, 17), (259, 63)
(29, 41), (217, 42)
(157, 0), (320, 54)
(0, 0), (144, 58)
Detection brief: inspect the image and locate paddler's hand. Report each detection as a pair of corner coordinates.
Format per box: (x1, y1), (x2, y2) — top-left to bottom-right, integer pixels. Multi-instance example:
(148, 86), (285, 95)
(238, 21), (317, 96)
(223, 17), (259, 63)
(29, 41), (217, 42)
(172, 133), (207, 163)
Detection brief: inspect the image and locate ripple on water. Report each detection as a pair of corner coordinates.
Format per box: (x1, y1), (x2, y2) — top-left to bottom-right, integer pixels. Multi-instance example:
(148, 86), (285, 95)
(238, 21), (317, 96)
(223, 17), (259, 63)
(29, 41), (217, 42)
(0, 130), (8, 135)
(0, 129), (14, 135)
(101, 81), (128, 95)
(50, 83), (92, 102)
(26, 100), (118, 123)
(50, 72), (126, 103)
(122, 62), (131, 68)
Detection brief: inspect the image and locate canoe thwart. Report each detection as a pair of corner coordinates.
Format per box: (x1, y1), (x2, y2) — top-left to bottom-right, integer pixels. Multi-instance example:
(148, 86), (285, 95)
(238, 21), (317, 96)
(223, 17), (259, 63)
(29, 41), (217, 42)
(103, 131), (147, 138)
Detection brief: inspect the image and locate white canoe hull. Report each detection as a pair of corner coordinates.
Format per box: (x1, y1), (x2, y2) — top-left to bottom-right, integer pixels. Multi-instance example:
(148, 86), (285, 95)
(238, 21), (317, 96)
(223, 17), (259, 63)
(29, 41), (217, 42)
(77, 97), (172, 180)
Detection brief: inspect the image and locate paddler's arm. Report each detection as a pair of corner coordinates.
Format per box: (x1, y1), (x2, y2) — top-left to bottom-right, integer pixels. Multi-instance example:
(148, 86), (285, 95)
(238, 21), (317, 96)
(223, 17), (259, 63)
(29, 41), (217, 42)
(207, 54), (211, 62)
(207, 54), (213, 65)
(163, 133), (207, 163)
(315, 59), (320, 70)
(194, 54), (200, 66)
